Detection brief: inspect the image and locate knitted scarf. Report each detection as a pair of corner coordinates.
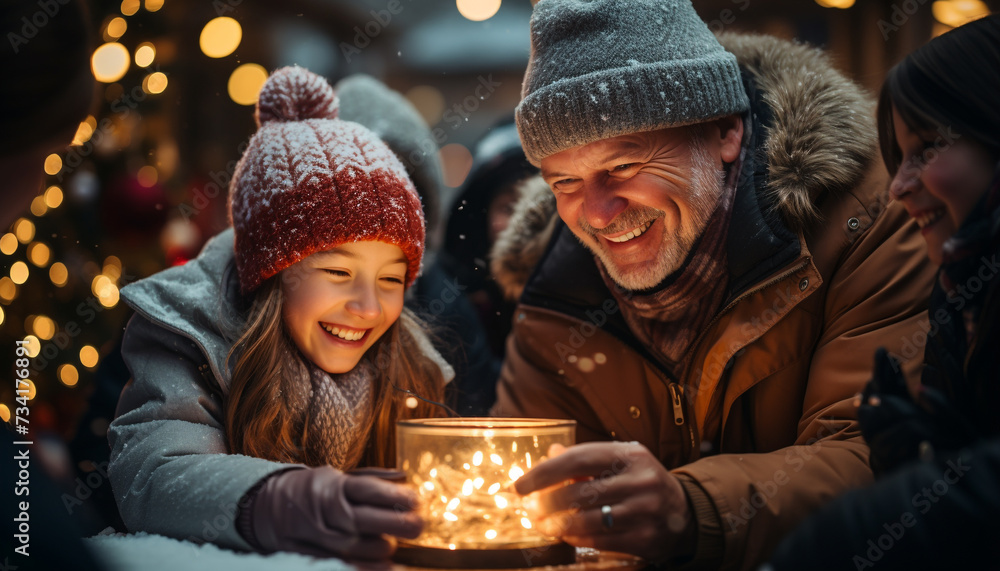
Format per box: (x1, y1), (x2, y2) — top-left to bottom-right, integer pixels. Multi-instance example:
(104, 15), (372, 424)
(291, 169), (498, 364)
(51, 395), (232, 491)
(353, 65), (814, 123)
(283, 349), (376, 470)
(601, 147), (743, 375)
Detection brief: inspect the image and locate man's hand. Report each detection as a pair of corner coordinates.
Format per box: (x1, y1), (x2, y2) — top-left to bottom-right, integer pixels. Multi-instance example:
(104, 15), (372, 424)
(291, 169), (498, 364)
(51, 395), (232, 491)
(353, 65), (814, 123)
(514, 441), (694, 563)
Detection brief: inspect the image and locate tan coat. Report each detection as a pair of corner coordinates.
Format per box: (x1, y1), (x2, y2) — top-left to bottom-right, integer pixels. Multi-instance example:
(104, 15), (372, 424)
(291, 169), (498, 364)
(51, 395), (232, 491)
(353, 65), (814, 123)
(490, 33), (937, 570)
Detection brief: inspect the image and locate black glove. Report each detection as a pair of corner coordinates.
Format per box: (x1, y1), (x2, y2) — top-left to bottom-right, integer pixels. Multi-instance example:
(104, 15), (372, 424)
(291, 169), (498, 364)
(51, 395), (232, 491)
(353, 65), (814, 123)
(859, 349), (976, 476)
(241, 466), (423, 560)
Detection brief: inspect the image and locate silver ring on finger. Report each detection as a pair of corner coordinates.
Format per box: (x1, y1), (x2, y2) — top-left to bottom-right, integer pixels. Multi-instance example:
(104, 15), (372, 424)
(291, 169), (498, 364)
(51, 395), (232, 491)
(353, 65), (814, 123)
(601, 504), (614, 531)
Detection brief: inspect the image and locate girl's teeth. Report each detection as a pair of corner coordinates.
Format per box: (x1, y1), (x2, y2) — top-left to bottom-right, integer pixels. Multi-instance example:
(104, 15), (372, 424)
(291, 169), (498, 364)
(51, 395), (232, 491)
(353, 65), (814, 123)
(323, 324), (364, 341)
(607, 220), (653, 243)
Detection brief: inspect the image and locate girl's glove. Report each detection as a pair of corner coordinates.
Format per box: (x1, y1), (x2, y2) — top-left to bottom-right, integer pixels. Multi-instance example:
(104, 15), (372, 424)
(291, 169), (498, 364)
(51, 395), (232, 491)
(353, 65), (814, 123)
(244, 466), (423, 560)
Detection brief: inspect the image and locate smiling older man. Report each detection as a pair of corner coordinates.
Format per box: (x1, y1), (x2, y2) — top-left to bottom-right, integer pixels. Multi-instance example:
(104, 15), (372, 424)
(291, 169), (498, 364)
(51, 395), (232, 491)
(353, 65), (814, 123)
(489, 0), (937, 568)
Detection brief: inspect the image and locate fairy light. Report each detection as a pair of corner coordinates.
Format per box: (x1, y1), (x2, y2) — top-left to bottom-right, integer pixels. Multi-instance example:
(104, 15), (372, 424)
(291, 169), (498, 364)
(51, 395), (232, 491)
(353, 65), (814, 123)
(59, 364), (80, 387)
(1, 233), (18, 255)
(80, 345), (100, 369)
(49, 263), (68, 287)
(13, 219), (35, 243)
(397, 419), (575, 551)
(44, 186), (64, 209)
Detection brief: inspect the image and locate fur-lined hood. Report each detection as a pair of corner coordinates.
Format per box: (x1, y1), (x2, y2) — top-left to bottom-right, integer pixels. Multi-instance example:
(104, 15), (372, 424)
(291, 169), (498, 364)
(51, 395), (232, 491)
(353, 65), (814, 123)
(491, 33), (877, 301)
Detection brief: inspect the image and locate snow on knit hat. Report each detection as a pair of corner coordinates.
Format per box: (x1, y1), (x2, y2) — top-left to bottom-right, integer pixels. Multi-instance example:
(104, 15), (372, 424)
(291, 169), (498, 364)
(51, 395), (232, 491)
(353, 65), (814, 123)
(228, 66), (425, 293)
(515, 0), (751, 166)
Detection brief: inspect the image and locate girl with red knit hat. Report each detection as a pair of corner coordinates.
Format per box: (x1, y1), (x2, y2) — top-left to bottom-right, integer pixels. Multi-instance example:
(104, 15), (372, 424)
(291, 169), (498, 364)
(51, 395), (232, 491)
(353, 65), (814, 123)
(107, 66), (453, 560)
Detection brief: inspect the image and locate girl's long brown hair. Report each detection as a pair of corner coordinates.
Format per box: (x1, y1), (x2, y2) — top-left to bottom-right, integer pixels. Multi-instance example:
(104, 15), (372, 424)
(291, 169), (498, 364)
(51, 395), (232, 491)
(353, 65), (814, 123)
(224, 276), (445, 468)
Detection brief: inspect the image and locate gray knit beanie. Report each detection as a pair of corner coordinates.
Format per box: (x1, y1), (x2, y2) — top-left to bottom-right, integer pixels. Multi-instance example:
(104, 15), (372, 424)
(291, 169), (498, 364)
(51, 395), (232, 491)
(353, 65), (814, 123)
(516, 0), (750, 166)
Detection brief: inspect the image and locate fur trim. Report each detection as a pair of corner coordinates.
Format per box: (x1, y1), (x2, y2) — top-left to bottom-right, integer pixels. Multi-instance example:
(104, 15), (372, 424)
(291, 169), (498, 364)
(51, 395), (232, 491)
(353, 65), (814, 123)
(717, 33), (877, 229)
(492, 33), (877, 296)
(490, 175), (557, 301)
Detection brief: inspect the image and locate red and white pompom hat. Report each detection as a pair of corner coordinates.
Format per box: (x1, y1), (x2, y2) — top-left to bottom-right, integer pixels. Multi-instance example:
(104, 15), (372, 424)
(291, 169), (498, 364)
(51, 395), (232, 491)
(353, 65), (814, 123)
(228, 65), (425, 293)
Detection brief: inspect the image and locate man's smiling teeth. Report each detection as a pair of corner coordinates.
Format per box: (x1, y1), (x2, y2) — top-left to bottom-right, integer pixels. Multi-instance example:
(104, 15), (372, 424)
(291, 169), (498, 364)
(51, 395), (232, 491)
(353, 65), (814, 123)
(605, 220), (653, 243)
(915, 208), (947, 228)
(321, 323), (365, 341)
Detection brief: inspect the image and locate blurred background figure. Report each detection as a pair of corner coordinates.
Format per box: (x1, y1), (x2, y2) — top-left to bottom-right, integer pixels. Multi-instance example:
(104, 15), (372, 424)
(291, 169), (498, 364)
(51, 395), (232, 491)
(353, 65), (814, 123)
(413, 118), (537, 415)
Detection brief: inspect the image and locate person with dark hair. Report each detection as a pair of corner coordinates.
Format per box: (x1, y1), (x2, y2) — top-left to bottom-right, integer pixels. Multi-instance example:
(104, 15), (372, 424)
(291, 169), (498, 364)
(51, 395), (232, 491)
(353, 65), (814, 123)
(108, 67), (453, 561)
(0, 0), (94, 228)
(768, 15), (1000, 570)
(412, 119), (538, 415)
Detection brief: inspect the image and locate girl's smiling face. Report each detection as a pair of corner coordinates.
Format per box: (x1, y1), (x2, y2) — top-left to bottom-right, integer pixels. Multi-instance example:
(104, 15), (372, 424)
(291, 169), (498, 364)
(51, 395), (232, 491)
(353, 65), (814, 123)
(889, 107), (996, 264)
(281, 241), (408, 374)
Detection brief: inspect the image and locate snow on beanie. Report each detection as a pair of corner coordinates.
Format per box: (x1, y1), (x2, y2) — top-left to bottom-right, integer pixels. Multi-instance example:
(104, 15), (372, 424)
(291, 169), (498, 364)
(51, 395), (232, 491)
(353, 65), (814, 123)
(228, 66), (425, 293)
(515, 0), (751, 166)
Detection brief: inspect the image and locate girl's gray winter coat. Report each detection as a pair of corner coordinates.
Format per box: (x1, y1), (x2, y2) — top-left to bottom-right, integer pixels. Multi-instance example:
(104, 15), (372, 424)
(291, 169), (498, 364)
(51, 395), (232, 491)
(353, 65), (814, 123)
(108, 228), (451, 550)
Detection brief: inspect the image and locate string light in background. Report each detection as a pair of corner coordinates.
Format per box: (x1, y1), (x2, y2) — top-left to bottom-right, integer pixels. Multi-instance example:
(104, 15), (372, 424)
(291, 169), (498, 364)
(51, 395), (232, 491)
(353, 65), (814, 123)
(121, 0), (140, 16)
(58, 364), (80, 387)
(43, 154), (62, 176)
(27, 242), (51, 267)
(10, 262), (29, 286)
(44, 186), (64, 209)
(135, 42), (156, 67)
(456, 0), (502, 21)
(92, 42), (130, 83)
(49, 263), (68, 287)
(14, 219), (35, 244)
(80, 346), (100, 369)
(228, 63), (269, 105)
(932, 0), (990, 27)
(200, 17), (242, 58)
(105, 17), (127, 40)
(142, 72), (168, 95)
(0, 233), (18, 256)
(145, 0), (164, 13)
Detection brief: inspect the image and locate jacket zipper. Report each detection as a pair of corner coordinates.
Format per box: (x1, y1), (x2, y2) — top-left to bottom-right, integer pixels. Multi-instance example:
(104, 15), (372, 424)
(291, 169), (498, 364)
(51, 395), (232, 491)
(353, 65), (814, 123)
(668, 382), (696, 460)
(675, 258), (811, 461)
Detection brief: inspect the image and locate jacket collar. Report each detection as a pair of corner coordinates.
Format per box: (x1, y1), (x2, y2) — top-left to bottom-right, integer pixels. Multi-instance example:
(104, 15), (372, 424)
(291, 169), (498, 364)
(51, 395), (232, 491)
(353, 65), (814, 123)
(120, 228), (243, 389)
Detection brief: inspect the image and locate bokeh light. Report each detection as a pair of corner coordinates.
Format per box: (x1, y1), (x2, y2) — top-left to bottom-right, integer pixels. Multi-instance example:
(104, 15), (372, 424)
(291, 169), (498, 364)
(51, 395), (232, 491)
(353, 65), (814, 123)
(145, 0), (164, 12)
(0, 404), (9, 423)
(228, 63), (268, 106)
(29, 196), (47, 217)
(440, 143), (474, 188)
(143, 72), (168, 94)
(0, 278), (16, 302)
(31, 315), (56, 341)
(92, 42), (130, 83)
(14, 219), (35, 244)
(135, 42), (156, 67)
(137, 165), (159, 186)
(72, 117), (95, 145)
(44, 154), (62, 176)
(59, 364), (80, 387)
(44, 186), (64, 209)
(10, 262), (29, 285)
(932, 0), (990, 27)
(80, 346), (100, 369)
(200, 17), (242, 58)
(815, 0), (855, 8)
(107, 17), (127, 39)
(0, 306), (4, 326)
(121, 0), (140, 16)
(0, 233), (17, 255)
(457, 0), (502, 21)
(49, 263), (68, 287)
(27, 242), (51, 267)
(23, 336), (40, 359)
